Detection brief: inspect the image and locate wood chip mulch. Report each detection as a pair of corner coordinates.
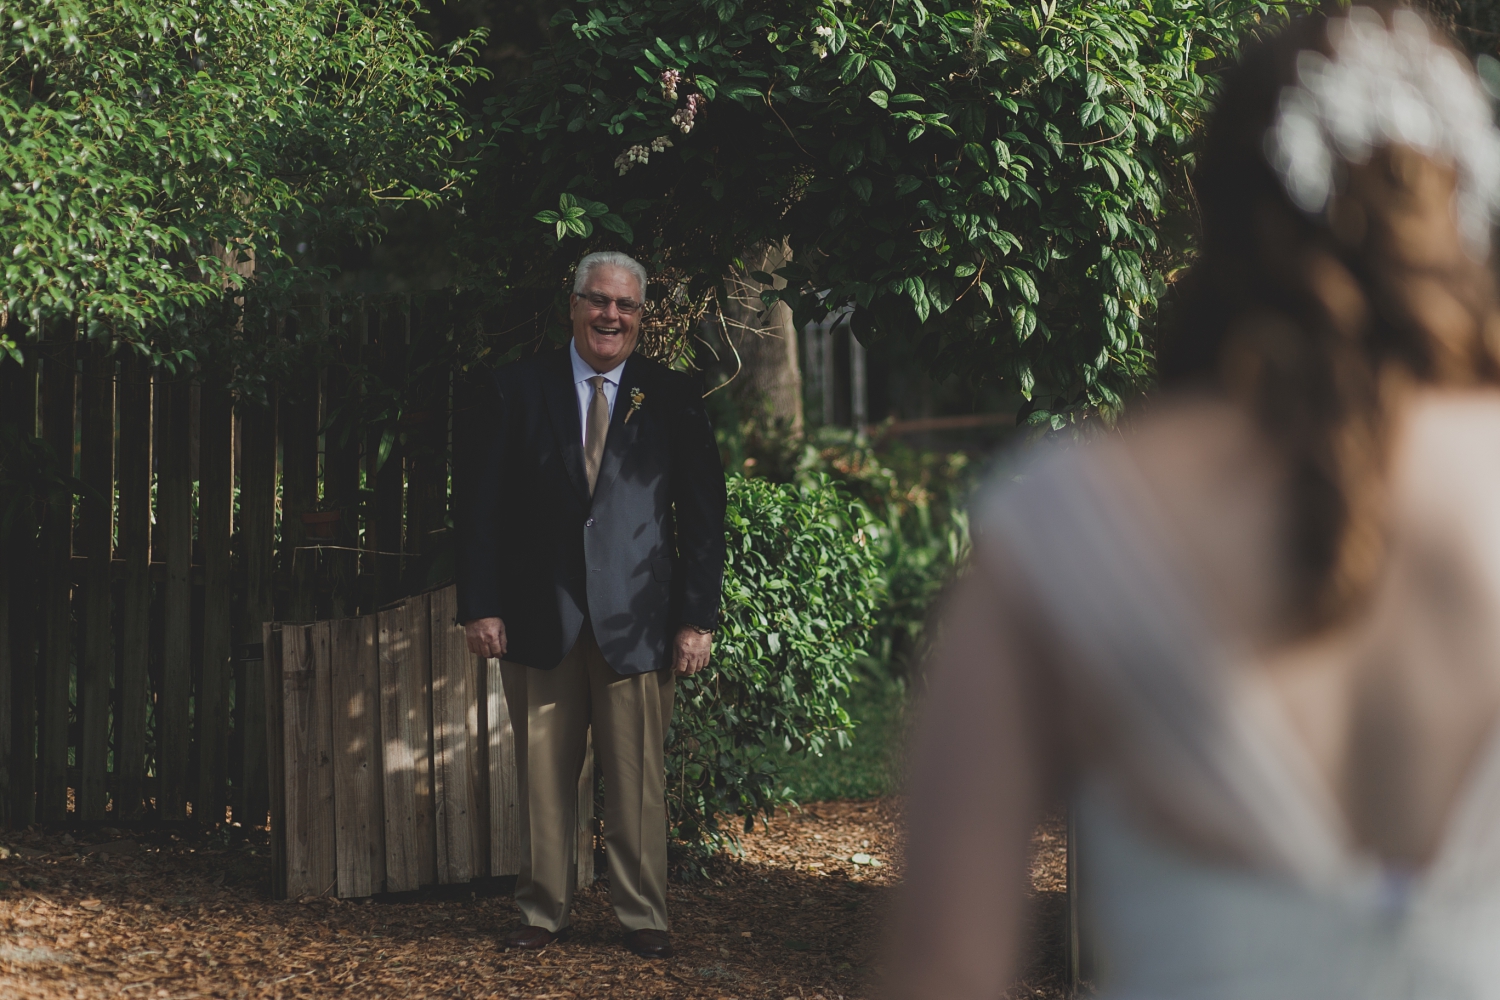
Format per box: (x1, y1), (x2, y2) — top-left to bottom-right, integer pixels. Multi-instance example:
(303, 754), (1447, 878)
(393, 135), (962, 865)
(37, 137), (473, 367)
(0, 801), (1067, 999)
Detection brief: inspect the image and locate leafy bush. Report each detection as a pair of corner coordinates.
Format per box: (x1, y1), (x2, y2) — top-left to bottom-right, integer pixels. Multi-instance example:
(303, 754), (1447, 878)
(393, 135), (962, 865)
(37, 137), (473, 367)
(668, 474), (884, 859)
(793, 429), (973, 677)
(1, 0), (481, 363)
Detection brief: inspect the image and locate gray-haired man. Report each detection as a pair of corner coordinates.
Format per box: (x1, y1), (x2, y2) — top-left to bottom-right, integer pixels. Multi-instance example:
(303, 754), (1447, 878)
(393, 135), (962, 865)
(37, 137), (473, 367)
(454, 252), (727, 958)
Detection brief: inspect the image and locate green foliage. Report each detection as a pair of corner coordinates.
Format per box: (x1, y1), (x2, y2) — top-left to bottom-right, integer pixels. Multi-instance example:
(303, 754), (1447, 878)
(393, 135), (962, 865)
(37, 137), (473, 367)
(1, 0), (482, 361)
(482, 0), (1295, 416)
(764, 671), (908, 800)
(668, 473), (884, 857)
(793, 428), (972, 675)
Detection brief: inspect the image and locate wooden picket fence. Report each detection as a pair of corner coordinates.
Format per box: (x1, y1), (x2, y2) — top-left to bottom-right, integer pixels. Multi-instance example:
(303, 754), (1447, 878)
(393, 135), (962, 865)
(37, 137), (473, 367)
(0, 299), (460, 831)
(262, 584), (594, 899)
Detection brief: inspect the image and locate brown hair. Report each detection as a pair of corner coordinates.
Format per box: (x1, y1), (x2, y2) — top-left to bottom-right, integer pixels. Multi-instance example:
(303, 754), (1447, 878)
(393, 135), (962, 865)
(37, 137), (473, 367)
(1158, 3), (1500, 627)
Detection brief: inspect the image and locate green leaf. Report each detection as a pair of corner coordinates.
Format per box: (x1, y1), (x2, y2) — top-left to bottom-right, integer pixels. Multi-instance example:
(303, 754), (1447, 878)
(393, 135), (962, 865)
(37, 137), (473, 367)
(599, 213), (634, 243)
(868, 59), (897, 91)
(839, 52), (867, 84)
(867, 90), (889, 108)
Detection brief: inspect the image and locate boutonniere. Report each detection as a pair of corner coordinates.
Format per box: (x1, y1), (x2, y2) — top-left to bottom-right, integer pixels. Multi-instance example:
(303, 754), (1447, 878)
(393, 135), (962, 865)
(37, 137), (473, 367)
(624, 387), (645, 423)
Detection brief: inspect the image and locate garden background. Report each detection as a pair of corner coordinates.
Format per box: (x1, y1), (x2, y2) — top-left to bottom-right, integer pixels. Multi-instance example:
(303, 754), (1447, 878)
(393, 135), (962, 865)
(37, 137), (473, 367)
(2, 0), (1497, 856)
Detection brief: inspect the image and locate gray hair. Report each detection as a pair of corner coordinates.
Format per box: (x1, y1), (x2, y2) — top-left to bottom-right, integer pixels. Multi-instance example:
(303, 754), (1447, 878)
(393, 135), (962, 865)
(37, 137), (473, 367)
(573, 251), (648, 300)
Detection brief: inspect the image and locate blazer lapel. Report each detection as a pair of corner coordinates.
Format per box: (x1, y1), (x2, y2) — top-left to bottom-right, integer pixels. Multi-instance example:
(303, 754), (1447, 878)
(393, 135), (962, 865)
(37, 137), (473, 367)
(541, 349), (591, 502)
(591, 355), (643, 507)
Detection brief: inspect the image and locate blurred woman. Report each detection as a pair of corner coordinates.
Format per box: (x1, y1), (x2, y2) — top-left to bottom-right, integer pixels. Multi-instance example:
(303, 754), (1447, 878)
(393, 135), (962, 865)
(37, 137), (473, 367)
(895, 5), (1500, 997)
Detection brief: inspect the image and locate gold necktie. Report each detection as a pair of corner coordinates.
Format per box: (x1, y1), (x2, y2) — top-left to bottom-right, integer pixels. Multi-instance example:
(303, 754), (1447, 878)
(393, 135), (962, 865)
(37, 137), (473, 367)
(584, 375), (609, 494)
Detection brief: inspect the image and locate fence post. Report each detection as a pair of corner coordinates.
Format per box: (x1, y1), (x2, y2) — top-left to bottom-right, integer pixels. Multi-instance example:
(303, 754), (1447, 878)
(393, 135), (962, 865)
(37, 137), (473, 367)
(157, 374), (194, 820)
(115, 355), (152, 821)
(323, 336), (361, 619)
(236, 391), (276, 828)
(369, 303), (406, 607)
(6, 351), (40, 828)
(279, 374), (320, 622)
(406, 300), (450, 592)
(0, 347), (34, 828)
(78, 345), (115, 822)
(38, 321), (75, 823)
(263, 622), (287, 898)
(197, 381), (233, 825)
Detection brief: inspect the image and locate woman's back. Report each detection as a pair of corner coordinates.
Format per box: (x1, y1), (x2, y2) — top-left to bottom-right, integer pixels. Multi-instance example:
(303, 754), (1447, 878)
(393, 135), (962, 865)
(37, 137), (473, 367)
(899, 393), (1500, 1000)
(1048, 391), (1500, 873)
(893, 8), (1500, 998)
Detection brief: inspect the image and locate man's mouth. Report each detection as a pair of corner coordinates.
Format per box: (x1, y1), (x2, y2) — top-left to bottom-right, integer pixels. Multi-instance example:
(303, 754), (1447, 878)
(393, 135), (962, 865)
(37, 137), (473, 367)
(592, 325), (622, 337)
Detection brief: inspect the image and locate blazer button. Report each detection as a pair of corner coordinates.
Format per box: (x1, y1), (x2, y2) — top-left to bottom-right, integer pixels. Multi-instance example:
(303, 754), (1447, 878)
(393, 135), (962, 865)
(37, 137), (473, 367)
(585, 518), (595, 527)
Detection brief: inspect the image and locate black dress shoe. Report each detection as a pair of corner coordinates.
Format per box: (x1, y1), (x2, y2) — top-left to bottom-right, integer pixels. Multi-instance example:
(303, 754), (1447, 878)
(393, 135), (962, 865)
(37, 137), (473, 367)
(503, 925), (569, 949)
(622, 928), (673, 959)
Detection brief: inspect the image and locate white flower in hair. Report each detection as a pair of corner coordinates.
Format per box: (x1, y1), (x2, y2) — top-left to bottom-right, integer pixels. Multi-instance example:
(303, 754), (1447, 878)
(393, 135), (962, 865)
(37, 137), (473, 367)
(1265, 6), (1500, 256)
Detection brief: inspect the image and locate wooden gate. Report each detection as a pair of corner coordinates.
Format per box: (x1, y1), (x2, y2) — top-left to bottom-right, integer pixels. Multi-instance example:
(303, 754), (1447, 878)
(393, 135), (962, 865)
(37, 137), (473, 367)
(262, 584), (594, 899)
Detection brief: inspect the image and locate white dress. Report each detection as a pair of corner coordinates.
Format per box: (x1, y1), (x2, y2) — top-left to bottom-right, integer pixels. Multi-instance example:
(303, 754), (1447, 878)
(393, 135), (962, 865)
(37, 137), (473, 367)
(975, 406), (1500, 999)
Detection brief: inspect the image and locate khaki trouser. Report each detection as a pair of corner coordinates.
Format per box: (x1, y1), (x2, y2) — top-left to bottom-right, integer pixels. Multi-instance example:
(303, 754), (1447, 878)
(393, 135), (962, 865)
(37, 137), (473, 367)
(500, 624), (675, 932)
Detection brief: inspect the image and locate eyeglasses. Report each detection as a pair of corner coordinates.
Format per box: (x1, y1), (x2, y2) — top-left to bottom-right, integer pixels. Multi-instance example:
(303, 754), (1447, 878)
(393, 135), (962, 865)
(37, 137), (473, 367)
(578, 291), (643, 315)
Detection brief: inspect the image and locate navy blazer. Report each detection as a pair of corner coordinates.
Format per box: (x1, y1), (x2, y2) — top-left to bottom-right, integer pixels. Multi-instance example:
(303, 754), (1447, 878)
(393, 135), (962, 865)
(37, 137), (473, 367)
(453, 347), (727, 675)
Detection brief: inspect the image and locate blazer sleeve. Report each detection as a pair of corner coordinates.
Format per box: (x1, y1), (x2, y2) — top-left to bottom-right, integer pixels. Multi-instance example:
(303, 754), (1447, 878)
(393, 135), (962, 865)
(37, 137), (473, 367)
(453, 367), (508, 624)
(669, 373), (728, 629)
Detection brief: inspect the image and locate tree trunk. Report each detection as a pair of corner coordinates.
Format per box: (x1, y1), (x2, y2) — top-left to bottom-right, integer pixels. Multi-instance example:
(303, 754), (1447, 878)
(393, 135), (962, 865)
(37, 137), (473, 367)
(720, 243), (804, 435)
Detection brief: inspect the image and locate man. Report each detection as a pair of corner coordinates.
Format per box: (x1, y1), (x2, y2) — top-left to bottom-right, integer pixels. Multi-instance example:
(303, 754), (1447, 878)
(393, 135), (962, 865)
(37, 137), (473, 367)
(454, 251), (726, 959)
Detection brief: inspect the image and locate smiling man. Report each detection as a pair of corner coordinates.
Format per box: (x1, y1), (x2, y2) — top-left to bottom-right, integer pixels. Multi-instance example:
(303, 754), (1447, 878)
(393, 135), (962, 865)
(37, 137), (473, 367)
(454, 251), (726, 959)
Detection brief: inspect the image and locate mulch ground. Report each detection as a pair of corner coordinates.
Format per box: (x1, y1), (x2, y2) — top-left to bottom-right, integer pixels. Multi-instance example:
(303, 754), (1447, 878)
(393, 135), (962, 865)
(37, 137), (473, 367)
(0, 801), (1067, 999)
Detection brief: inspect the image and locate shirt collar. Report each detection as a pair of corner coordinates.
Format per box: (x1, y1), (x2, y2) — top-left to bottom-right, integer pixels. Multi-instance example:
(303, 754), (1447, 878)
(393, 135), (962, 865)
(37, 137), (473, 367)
(569, 339), (628, 385)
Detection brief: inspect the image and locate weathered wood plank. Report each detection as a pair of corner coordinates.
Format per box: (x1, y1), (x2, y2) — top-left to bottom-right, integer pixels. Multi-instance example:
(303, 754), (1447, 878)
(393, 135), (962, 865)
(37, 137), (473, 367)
(115, 354), (152, 822)
(321, 355), (361, 619)
(262, 623), (287, 899)
(406, 301), (450, 585)
(157, 375), (194, 820)
(367, 305), (406, 606)
(196, 382), (233, 826)
(0, 456), (9, 828)
(78, 346), (114, 822)
(467, 630), (490, 881)
(279, 379), (319, 622)
(379, 596), (436, 891)
(281, 623), (336, 898)
(331, 615), (384, 898)
(490, 659), (523, 878)
(430, 586), (475, 884)
(1, 347), (38, 826)
(235, 393), (276, 829)
(38, 323), (75, 823)
(577, 728), (594, 890)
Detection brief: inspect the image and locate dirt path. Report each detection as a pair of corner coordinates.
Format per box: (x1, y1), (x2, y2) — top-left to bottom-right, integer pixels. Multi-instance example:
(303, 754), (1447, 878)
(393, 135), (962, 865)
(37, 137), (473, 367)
(0, 801), (1065, 999)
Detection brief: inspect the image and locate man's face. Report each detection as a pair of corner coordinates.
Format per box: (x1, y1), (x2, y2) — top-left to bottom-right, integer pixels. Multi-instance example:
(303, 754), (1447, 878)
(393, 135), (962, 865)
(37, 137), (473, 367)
(570, 265), (643, 371)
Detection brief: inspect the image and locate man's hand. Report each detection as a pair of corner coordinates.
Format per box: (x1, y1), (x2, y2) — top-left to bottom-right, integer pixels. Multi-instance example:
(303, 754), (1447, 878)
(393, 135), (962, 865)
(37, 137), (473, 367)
(465, 617), (507, 659)
(672, 626), (712, 677)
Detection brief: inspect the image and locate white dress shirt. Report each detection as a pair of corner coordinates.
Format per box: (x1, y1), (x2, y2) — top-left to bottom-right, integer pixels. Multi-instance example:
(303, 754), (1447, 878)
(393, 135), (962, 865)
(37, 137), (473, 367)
(569, 339), (625, 444)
